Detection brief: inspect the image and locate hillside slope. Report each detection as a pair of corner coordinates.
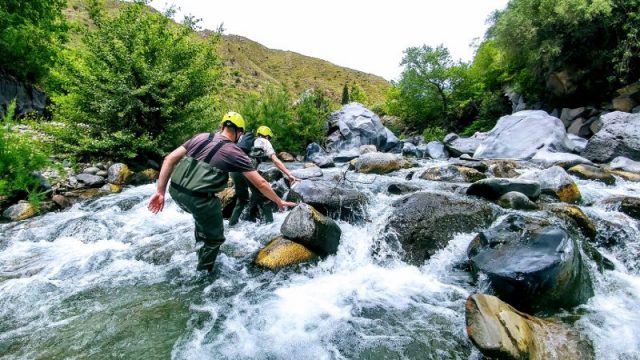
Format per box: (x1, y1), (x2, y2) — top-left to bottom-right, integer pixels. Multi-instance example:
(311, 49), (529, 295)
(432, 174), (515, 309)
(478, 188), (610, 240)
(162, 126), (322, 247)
(216, 34), (390, 104)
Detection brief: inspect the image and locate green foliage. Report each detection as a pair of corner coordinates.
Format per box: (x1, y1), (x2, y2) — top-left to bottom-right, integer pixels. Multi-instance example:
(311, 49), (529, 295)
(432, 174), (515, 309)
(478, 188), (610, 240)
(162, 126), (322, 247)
(341, 84), (350, 105)
(0, 101), (51, 206)
(50, 1), (221, 161)
(349, 82), (368, 105)
(489, 0), (640, 104)
(0, 0), (68, 83)
(422, 126), (447, 143)
(238, 86), (332, 154)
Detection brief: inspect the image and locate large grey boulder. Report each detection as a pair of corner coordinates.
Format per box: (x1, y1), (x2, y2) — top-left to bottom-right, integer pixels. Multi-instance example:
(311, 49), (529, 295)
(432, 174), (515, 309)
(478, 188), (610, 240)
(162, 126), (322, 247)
(474, 110), (574, 160)
(467, 214), (593, 312)
(287, 179), (368, 222)
(426, 141), (449, 159)
(465, 294), (594, 360)
(581, 111), (640, 162)
(384, 191), (497, 263)
(281, 203), (342, 256)
(326, 103), (401, 154)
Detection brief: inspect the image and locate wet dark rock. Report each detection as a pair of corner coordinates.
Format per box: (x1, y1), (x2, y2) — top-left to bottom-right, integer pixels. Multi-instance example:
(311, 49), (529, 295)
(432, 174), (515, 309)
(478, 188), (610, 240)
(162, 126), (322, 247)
(621, 197), (640, 220)
(497, 191), (538, 210)
(544, 203), (596, 240)
(52, 194), (73, 209)
(387, 183), (421, 195)
(450, 159), (489, 172)
(257, 163), (283, 183)
(281, 203), (342, 256)
(384, 191), (497, 263)
(287, 179), (368, 222)
(443, 133), (485, 157)
(0, 73), (47, 118)
(465, 294), (594, 360)
(467, 214), (593, 312)
(76, 173), (106, 188)
(467, 178), (541, 201)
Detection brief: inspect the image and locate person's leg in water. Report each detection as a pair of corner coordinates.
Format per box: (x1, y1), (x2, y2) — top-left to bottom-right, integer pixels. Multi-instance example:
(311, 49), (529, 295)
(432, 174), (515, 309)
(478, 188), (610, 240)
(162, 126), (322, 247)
(229, 172), (249, 226)
(248, 181), (273, 223)
(169, 187), (225, 273)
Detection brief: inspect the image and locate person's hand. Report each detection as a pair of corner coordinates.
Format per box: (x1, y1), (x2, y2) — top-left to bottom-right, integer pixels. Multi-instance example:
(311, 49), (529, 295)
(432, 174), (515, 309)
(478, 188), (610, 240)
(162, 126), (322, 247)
(287, 175), (301, 183)
(148, 192), (165, 214)
(278, 200), (297, 211)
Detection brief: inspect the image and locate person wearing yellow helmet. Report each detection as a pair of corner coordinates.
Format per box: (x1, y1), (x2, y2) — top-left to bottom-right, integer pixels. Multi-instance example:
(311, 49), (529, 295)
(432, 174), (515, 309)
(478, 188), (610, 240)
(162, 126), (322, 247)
(229, 125), (300, 225)
(148, 112), (297, 273)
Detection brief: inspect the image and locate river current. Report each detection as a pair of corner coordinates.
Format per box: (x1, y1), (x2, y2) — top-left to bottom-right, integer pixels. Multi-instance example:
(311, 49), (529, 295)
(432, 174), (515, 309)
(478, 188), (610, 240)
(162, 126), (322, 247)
(1, 161), (639, 359)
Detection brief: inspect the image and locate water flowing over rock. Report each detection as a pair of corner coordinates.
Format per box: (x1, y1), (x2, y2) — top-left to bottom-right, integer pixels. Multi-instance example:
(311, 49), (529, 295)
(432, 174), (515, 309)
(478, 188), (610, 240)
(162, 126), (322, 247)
(581, 112), (640, 162)
(465, 294), (594, 360)
(254, 236), (318, 270)
(384, 191), (497, 263)
(387, 183), (421, 195)
(287, 179), (368, 222)
(609, 156), (640, 173)
(280, 203), (342, 256)
(474, 110), (574, 160)
(326, 103), (401, 154)
(467, 178), (541, 201)
(467, 214), (593, 312)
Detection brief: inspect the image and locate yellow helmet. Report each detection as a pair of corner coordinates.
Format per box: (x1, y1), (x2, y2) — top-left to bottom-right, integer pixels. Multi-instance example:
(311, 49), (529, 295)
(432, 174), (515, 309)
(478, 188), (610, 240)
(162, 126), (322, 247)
(256, 125), (273, 138)
(221, 111), (245, 132)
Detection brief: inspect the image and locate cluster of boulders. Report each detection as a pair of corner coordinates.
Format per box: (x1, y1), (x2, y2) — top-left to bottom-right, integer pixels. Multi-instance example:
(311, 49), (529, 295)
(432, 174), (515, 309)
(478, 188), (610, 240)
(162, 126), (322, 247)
(1, 161), (159, 221)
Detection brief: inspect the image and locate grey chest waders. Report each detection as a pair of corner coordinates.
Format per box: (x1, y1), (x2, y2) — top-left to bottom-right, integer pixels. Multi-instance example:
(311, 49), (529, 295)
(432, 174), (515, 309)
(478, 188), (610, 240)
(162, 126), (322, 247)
(169, 134), (231, 272)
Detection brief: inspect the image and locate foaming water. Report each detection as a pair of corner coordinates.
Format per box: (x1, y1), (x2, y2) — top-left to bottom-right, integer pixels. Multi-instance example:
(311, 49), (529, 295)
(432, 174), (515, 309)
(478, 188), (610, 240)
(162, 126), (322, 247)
(0, 165), (639, 359)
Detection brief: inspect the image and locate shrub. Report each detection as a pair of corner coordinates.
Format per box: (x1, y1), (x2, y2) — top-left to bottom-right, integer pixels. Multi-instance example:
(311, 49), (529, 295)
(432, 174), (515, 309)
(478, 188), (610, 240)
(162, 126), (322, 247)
(0, 101), (51, 206)
(422, 126), (447, 143)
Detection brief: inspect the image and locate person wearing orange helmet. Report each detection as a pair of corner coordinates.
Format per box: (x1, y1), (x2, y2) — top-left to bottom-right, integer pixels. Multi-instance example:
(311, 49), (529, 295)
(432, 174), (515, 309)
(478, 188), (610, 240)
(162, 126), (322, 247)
(148, 113), (296, 272)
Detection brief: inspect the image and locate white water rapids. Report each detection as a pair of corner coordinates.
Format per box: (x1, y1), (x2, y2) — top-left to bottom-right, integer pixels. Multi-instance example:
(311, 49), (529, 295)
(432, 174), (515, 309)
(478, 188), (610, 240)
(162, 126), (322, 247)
(1, 163), (639, 359)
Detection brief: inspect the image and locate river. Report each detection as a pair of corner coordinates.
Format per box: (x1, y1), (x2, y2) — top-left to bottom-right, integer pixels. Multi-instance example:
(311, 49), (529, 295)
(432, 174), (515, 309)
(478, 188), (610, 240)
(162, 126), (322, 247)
(1, 161), (639, 359)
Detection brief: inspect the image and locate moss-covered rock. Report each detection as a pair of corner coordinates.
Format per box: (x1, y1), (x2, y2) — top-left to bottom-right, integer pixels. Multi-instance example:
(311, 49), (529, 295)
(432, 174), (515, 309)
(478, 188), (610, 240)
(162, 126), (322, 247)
(107, 163), (133, 185)
(254, 236), (318, 270)
(2, 202), (37, 221)
(568, 164), (615, 185)
(420, 165), (485, 183)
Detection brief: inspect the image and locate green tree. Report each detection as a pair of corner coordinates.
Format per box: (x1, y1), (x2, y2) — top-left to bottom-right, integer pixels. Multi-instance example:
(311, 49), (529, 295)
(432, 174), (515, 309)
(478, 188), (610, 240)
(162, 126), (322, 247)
(489, 0), (640, 104)
(0, 0), (68, 83)
(341, 83), (350, 105)
(349, 82), (368, 105)
(0, 101), (51, 206)
(51, 1), (221, 161)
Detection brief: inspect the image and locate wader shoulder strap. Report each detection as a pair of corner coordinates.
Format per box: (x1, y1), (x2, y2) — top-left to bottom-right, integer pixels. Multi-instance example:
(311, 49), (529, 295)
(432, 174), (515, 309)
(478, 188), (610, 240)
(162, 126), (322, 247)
(191, 133), (215, 158)
(203, 139), (231, 163)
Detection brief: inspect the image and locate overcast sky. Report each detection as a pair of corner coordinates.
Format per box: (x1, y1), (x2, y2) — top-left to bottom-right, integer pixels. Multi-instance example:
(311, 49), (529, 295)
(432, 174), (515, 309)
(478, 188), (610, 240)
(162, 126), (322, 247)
(149, 0), (509, 81)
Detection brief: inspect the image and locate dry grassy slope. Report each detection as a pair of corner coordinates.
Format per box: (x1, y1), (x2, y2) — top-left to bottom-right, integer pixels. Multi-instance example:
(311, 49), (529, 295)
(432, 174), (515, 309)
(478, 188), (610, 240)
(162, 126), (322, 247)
(63, 0), (391, 105)
(213, 34), (391, 104)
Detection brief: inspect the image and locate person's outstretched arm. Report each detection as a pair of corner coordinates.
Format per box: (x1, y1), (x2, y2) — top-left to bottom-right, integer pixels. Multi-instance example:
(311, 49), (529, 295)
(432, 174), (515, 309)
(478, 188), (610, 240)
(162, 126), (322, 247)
(270, 154), (300, 183)
(148, 146), (187, 213)
(243, 170), (297, 210)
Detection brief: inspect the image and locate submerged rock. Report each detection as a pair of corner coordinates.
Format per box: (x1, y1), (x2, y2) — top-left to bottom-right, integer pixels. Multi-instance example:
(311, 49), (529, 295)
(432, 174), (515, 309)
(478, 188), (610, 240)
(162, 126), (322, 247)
(254, 236), (318, 270)
(465, 294), (594, 360)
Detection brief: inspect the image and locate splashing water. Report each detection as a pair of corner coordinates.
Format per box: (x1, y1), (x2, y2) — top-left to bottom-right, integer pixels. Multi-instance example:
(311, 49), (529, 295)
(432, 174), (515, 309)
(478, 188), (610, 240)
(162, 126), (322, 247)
(0, 164), (639, 359)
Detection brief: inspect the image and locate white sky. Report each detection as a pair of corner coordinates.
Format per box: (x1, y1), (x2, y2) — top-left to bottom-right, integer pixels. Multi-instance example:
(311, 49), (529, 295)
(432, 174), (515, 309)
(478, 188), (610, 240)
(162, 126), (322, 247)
(149, 0), (509, 81)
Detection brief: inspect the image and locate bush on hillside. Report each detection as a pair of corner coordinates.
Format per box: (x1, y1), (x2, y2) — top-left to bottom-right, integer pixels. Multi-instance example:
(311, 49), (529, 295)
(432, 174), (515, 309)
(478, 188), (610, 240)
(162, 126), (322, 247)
(0, 101), (51, 206)
(50, 1), (222, 161)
